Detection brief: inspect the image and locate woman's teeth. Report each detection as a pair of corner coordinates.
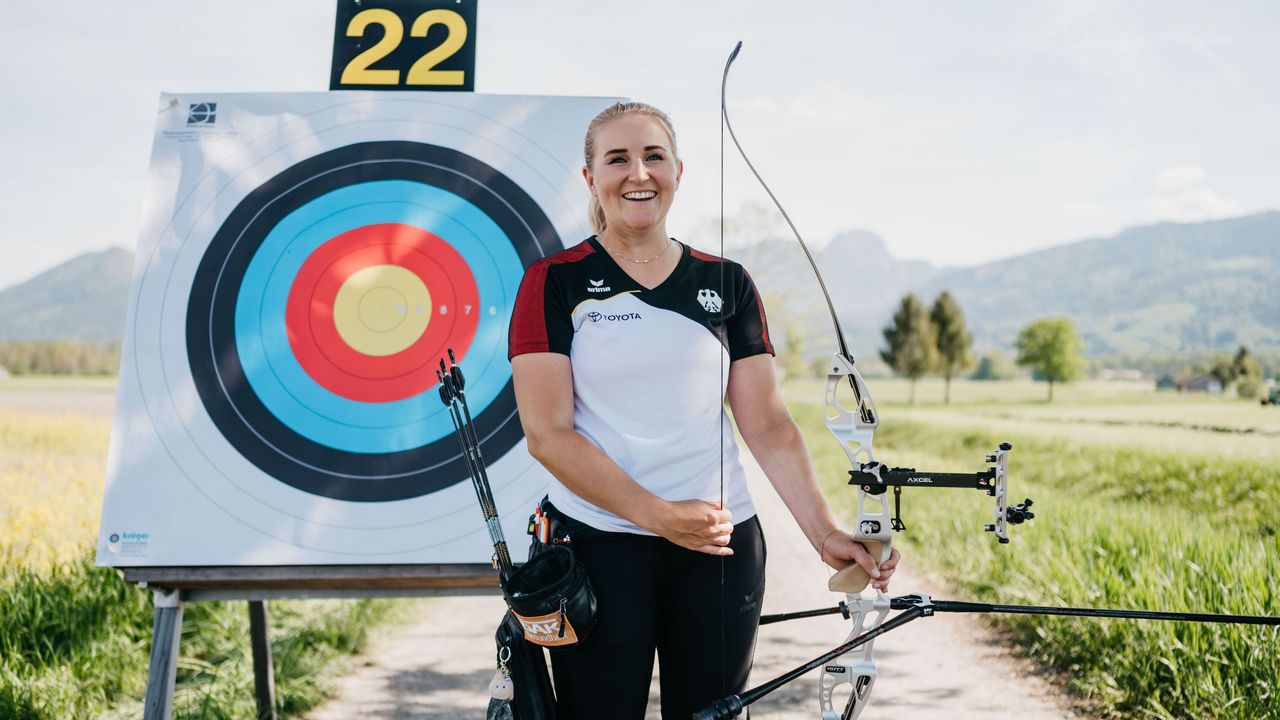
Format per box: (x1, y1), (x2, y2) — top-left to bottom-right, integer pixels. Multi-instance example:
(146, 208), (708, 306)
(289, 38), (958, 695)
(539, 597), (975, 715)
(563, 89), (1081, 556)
(623, 191), (656, 201)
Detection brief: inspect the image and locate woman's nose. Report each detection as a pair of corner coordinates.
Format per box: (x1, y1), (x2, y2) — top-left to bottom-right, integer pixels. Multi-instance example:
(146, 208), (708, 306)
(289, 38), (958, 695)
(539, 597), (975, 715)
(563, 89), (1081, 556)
(629, 159), (650, 181)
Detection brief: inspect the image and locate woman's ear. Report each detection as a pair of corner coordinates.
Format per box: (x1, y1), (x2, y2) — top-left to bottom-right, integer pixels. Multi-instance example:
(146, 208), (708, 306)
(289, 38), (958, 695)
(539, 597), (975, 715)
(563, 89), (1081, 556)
(582, 165), (596, 196)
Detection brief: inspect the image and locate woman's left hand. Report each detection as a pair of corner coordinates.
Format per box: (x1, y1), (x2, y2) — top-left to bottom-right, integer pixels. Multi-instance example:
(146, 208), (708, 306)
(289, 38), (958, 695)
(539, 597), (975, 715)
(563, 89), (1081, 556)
(821, 533), (902, 593)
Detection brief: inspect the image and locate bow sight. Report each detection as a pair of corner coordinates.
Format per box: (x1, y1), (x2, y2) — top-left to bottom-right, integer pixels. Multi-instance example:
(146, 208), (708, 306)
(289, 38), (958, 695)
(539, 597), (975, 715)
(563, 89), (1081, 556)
(851, 441), (1035, 542)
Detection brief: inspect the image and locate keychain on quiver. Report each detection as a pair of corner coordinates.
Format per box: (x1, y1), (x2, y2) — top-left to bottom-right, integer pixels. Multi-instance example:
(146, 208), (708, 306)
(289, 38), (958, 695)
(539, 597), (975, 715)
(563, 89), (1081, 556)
(486, 645), (515, 720)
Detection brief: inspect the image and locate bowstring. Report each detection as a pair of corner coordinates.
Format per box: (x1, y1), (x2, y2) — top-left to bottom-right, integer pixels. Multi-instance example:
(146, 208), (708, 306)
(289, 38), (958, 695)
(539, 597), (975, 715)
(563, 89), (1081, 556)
(717, 46), (728, 699)
(716, 39), (745, 703)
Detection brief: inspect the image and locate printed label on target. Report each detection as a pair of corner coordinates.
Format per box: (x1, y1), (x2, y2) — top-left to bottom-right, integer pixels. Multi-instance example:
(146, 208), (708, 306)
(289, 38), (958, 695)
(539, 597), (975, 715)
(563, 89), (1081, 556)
(97, 92), (619, 566)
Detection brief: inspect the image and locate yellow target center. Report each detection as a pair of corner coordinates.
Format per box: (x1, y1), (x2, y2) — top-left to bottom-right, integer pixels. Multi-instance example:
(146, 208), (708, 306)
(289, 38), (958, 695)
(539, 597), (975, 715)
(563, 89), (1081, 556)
(332, 265), (431, 356)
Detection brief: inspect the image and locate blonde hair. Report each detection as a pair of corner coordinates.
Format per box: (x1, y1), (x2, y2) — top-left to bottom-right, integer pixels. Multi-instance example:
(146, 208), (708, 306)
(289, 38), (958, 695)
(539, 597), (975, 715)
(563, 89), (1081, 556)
(583, 102), (680, 234)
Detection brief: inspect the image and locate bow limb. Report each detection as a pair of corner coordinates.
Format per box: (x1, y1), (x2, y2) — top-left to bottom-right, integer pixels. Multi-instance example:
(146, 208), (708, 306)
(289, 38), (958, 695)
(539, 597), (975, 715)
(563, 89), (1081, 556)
(721, 40), (892, 717)
(720, 43), (891, 579)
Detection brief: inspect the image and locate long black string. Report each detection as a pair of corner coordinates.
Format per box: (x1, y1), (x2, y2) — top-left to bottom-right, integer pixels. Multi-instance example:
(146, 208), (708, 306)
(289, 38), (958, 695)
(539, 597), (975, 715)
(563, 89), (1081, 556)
(716, 41), (735, 702)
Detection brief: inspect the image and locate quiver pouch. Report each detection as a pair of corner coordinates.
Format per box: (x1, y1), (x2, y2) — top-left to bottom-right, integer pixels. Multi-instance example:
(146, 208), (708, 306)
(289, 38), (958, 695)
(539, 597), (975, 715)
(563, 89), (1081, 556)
(503, 545), (597, 648)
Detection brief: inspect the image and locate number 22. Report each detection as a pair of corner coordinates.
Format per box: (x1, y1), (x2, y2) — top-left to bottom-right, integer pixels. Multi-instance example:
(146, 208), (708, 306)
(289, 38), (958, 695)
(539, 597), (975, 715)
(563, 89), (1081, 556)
(341, 8), (468, 86)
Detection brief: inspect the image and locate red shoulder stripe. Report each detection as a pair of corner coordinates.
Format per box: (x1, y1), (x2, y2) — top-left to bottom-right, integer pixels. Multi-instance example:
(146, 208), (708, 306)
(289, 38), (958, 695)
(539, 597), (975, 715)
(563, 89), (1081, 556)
(508, 241), (596, 357)
(745, 271), (773, 353)
(688, 246), (726, 263)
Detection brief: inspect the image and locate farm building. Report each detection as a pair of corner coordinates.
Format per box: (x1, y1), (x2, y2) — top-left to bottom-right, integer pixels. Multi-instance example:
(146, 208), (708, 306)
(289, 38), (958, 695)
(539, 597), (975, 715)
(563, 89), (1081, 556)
(1177, 374), (1223, 395)
(1155, 375), (1177, 391)
(1099, 368), (1146, 381)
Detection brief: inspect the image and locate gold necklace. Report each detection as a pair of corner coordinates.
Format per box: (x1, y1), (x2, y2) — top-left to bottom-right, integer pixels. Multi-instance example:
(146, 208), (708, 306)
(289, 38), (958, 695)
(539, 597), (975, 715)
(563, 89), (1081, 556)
(600, 237), (675, 264)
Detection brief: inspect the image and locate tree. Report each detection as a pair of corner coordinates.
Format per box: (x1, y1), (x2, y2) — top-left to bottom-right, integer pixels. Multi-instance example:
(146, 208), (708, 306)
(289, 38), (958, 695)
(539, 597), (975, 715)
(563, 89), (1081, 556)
(1233, 346), (1263, 398)
(880, 293), (938, 404)
(1014, 318), (1085, 402)
(780, 320), (809, 381)
(1208, 354), (1237, 389)
(971, 351), (1017, 381)
(929, 291), (973, 404)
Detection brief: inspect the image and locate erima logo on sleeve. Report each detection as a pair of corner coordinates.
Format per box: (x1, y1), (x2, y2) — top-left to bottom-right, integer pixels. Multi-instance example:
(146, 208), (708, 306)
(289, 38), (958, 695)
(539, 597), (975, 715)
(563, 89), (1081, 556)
(697, 289), (723, 312)
(587, 279), (612, 293)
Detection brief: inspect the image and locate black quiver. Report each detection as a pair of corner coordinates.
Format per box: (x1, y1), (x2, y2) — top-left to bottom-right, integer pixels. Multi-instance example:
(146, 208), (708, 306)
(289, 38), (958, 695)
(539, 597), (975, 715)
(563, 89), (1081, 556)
(496, 611), (558, 719)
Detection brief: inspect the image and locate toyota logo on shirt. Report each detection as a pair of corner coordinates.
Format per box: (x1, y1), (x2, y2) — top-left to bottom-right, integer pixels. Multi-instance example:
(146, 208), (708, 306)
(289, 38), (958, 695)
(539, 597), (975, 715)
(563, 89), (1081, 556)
(587, 311), (642, 322)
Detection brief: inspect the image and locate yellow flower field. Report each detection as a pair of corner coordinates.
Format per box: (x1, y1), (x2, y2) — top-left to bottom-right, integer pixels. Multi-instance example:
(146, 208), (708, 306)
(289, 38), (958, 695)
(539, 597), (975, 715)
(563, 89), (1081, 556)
(0, 410), (110, 570)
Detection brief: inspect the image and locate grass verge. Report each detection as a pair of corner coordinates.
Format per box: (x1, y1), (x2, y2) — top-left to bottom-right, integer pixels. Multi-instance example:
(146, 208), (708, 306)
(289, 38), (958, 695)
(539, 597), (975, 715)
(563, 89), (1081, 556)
(0, 409), (414, 719)
(0, 555), (410, 719)
(791, 400), (1279, 719)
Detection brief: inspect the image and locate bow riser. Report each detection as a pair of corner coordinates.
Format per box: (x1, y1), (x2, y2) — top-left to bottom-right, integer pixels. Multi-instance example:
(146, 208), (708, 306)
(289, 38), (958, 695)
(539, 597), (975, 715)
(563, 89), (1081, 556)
(818, 593), (889, 720)
(824, 354), (891, 592)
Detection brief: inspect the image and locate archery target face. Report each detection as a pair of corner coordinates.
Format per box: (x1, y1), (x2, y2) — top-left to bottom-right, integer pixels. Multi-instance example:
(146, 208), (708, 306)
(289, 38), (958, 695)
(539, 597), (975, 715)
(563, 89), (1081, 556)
(97, 93), (616, 565)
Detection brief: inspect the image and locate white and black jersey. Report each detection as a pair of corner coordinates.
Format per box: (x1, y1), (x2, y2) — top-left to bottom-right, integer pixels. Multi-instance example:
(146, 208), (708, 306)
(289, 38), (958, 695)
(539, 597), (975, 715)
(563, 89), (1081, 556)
(509, 236), (774, 534)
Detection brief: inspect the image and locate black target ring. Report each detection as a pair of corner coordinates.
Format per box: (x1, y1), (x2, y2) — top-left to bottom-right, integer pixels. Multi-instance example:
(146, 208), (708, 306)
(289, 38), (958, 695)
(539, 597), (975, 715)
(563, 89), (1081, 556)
(187, 141), (560, 502)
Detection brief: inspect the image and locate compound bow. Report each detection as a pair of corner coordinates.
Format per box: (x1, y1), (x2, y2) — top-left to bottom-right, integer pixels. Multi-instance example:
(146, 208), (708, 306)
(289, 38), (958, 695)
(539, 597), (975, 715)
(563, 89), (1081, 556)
(696, 41), (1279, 720)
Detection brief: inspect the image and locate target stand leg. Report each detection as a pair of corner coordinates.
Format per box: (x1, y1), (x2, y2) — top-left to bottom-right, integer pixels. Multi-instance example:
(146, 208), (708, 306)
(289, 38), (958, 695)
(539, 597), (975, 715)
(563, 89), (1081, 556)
(248, 600), (278, 720)
(143, 588), (184, 720)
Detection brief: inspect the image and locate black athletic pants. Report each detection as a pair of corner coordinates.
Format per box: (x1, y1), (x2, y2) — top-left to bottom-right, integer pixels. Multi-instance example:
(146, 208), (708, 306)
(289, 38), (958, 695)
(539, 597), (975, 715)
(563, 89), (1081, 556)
(546, 509), (766, 720)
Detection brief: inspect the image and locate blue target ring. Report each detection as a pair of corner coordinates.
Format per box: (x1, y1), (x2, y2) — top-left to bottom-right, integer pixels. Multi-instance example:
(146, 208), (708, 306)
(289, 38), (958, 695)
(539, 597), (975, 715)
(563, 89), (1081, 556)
(235, 181), (522, 453)
(187, 141), (562, 501)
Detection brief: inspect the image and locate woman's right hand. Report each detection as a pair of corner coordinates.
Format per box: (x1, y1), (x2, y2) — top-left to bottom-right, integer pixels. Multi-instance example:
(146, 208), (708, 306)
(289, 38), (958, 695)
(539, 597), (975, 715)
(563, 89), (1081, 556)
(649, 499), (735, 556)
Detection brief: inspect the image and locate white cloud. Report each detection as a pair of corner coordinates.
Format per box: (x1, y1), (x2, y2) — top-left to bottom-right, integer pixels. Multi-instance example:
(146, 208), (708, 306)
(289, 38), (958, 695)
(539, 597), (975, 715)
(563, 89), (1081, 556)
(1153, 164), (1206, 191)
(1146, 188), (1243, 222)
(1063, 201), (1105, 220)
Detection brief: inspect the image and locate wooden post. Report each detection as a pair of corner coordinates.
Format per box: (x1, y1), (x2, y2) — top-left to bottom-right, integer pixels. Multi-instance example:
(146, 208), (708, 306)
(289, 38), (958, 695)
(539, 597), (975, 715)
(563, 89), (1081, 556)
(143, 588), (184, 720)
(248, 600), (277, 720)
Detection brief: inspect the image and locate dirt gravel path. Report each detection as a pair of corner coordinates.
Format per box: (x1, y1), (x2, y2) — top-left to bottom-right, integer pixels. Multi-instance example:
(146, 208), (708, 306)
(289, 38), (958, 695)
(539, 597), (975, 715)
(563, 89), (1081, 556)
(0, 384), (117, 419)
(308, 453), (1085, 719)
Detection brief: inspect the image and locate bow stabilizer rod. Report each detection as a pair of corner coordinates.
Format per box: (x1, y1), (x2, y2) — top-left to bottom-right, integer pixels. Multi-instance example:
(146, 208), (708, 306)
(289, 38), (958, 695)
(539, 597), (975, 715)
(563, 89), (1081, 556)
(702, 594), (1278, 718)
(897, 594), (1280, 626)
(693, 603), (932, 720)
(762, 594), (1280, 628)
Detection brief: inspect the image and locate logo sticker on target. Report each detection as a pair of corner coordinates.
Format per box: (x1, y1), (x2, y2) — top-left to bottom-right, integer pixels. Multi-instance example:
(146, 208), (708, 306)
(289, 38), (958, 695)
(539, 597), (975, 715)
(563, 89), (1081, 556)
(98, 93), (617, 566)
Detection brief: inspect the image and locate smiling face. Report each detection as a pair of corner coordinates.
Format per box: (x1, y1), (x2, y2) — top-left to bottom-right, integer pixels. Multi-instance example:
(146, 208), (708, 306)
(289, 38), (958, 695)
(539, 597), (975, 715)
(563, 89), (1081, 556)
(583, 114), (683, 240)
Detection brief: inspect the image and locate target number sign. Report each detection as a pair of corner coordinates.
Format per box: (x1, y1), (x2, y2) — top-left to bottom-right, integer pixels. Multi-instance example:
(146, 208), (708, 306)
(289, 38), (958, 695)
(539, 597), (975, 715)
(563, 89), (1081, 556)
(330, 0), (478, 91)
(98, 93), (615, 566)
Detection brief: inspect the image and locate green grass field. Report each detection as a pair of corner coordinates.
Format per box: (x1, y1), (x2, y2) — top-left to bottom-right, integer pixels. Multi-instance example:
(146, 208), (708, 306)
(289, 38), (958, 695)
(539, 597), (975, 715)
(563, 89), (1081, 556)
(4, 375), (1277, 718)
(784, 377), (1280, 719)
(0, 403), (408, 719)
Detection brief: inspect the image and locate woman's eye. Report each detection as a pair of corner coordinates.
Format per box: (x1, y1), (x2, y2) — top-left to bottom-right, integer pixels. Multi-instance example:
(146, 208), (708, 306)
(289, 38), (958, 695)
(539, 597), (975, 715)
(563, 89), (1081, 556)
(646, 153), (664, 162)
(608, 156), (627, 164)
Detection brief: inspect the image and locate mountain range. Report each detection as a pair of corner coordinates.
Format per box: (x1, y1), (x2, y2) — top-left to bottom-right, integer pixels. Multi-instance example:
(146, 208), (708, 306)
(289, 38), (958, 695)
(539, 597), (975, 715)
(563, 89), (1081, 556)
(737, 211), (1279, 359)
(2, 212), (1276, 358)
(0, 247), (134, 342)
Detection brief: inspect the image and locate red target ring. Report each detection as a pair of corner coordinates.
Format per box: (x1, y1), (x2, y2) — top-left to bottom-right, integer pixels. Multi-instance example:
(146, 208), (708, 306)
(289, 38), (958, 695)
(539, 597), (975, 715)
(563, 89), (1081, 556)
(284, 223), (479, 402)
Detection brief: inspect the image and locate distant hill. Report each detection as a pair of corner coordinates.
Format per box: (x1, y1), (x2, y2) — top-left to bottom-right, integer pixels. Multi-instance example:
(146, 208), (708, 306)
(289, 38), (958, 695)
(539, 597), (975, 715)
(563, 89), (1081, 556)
(0, 247), (134, 341)
(4, 211), (1277, 355)
(913, 211), (1280, 354)
(735, 230), (945, 358)
(744, 211), (1280, 358)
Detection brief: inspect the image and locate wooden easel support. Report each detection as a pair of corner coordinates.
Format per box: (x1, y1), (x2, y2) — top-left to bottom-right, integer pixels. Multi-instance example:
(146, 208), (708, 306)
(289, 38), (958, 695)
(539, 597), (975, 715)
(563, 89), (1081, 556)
(140, 591), (278, 720)
(143, 588), (183, 720)
(128, 564), (500, 720)
(248, 600), (277, 720)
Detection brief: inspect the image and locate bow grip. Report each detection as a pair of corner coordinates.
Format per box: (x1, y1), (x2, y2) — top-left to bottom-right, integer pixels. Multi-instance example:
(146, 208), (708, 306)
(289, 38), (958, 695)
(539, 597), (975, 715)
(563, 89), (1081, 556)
(827, 540), (885, 593)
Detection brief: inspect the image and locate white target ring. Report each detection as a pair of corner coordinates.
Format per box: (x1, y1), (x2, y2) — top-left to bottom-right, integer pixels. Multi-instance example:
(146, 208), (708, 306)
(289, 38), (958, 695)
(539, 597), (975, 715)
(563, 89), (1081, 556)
(103, 94), (616, 563)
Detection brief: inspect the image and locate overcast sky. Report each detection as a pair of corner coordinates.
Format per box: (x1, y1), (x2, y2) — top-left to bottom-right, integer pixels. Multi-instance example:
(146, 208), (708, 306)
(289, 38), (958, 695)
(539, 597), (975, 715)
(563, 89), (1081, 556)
(2, 0), (1278, 288)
